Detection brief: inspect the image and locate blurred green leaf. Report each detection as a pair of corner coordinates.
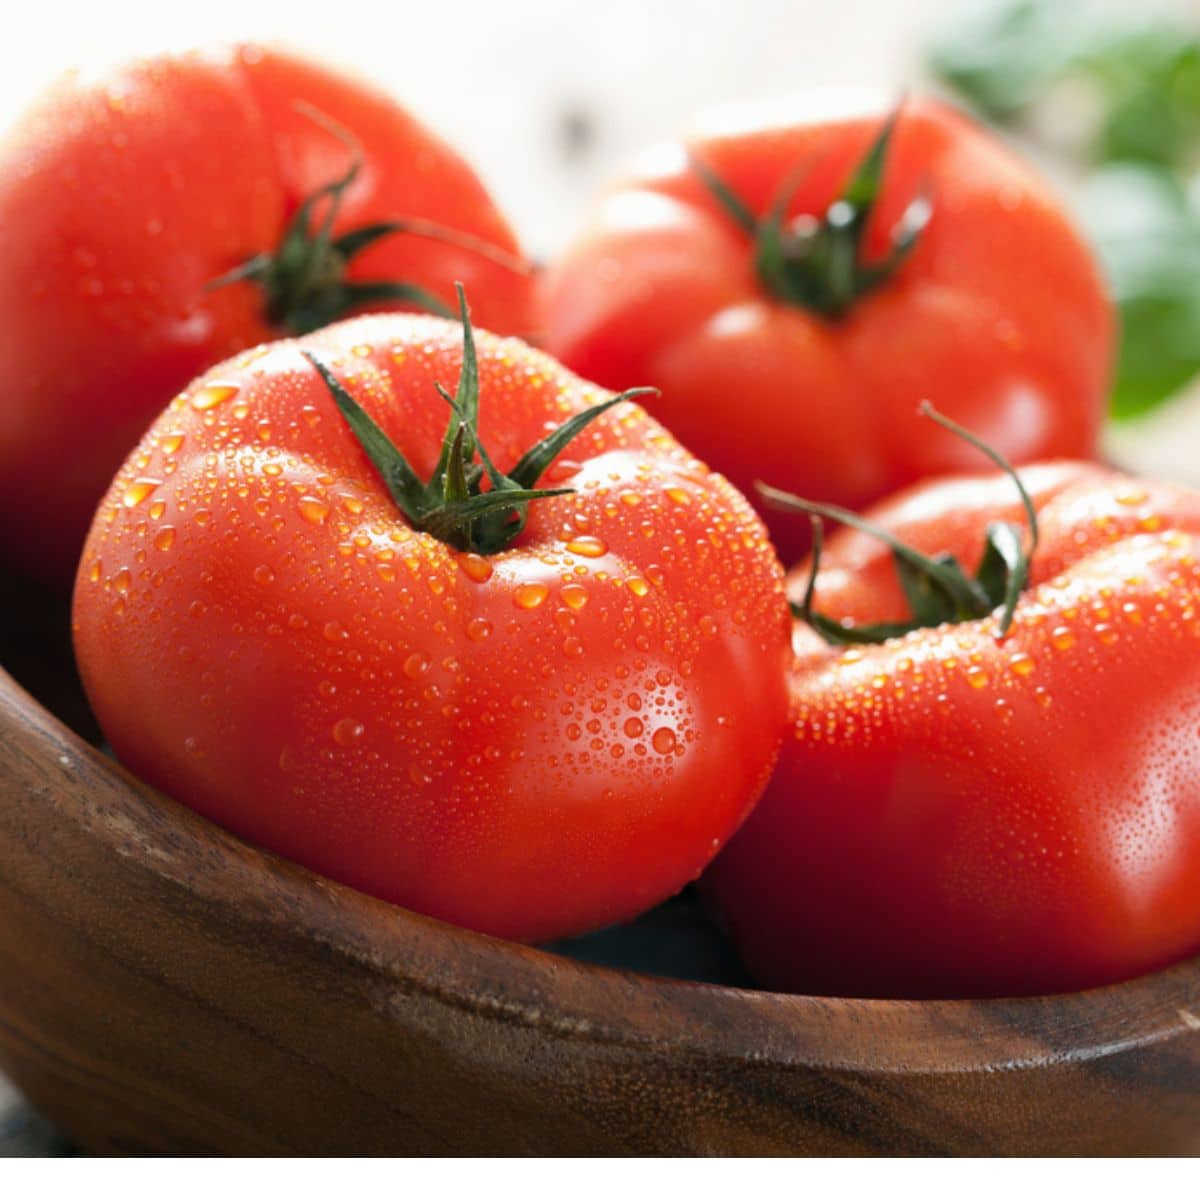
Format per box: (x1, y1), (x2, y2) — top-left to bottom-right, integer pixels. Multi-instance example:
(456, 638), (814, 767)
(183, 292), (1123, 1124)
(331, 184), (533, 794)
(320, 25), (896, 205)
(927, 0), (1095, 119)
(1083, 165), (1200, 418)
(930, 0), (1200, 418)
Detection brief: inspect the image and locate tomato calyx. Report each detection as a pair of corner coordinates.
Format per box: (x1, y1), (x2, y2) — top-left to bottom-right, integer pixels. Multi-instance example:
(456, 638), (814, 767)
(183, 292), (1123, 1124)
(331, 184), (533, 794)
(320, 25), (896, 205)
(759, 403), (1039, 644)
(304, 284), (656, 554)
(691, 107), (931, 320)
(212, 104), (530, 335)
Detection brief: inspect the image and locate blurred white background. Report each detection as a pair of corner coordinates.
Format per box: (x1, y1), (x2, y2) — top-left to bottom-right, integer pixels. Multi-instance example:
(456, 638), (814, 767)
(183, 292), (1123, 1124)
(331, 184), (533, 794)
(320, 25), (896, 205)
(0, 0), (1187, 257)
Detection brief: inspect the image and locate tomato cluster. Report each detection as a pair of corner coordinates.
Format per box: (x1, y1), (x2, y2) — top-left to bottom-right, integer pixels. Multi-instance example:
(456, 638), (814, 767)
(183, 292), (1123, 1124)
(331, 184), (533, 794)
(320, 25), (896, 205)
(4, 42), (1197, 999)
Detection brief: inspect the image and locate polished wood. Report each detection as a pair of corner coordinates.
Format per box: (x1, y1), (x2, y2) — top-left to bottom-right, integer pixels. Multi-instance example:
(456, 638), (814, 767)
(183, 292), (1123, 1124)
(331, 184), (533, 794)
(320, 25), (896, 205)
(1, 660), (1199, 1155)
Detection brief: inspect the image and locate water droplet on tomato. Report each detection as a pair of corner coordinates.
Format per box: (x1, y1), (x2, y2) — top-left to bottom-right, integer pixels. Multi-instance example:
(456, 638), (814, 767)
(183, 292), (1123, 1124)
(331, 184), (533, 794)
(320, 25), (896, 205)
(565, 535), (607, 558)
(123, 478), (161, 507)
(404, 651), (430, 679)
(298, 496), (330, 524)
(651, 727), (677, 754)
(514, 582), (549, 609)
(154, 526), (176, 552)
(190, 382), (239, 411)
(459, 554), (494, 583)
(332, 718), (364, 746)
(561, 583), (589, 610)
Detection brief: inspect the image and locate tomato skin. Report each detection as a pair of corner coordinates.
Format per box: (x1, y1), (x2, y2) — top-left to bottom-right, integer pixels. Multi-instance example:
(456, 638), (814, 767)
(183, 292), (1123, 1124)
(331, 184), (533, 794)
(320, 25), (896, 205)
(71, 314), (791, 943)
(539, 93), (1114, 567)
(0, 44), (533, 587)
(703, 464), (1200, 998)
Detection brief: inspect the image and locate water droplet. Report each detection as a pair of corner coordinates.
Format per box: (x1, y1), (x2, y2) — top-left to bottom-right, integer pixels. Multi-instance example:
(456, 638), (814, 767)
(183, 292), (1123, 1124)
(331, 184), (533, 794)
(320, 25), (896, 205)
(1115, 488), (1148, 506)
(627, 576), (649, 597)
(1008, 652), (1034, 676)
(323, 620), (348, 642)
(561, 583), (589, 610)
(113, 568), (132, 594)
(1096, 623), (1118, 645)
(190, 382), (239, 411)
(651, 726), (677, 754)
(698, 615), (718, 637)
(1050, 626), (1074, 650)
(514, 582), (549, 609)
(404, 651), (430, 679)
(459, 554), (494, 583)
(298, 496), (330, 524)
(466, 617), (492, 642)
(123, 477), (161, 507)
(160, 431), (185, 455)
(332, 717), (364, 746)
(624, 717), (644, 737)
(565, 535), (607, 558)
(154, 526), (176, 552)
(966, 667), (989, 689)
(563, 636), (584, 657)
(665, 487), (691, 505)
(253, 564), (275, 586)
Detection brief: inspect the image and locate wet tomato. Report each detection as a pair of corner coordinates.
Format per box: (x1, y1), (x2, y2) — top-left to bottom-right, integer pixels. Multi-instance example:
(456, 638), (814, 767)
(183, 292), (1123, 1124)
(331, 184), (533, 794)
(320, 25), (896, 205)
(0, 44), (533, 586)
(72, 300), (791, 943)
(539, 94), (1114, 566)
(704, 439), (1200, 998)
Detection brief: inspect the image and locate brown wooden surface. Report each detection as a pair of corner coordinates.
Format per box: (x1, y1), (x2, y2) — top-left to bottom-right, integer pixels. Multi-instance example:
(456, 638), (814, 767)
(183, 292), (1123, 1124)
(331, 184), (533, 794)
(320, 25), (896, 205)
(1, 658), (1199, 1155)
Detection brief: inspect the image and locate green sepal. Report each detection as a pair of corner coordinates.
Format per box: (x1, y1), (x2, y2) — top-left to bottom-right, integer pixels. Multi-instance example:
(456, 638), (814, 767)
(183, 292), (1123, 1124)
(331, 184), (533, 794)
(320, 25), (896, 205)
(210, 105), (508, 334)
(305, 283), (647, 556)
(690, 104), (932, 320)
(763, 403), (1040, 647)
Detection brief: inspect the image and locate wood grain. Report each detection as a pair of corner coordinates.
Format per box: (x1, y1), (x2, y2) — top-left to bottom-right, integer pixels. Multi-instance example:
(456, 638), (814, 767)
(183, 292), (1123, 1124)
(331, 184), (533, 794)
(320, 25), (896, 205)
(1, 659), (1199, 1154)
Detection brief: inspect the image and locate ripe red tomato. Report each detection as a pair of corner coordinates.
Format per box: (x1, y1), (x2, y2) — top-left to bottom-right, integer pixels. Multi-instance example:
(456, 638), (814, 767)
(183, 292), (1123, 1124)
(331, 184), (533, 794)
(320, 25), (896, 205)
(72, 303), (791, 943)
(539, 93), (1114, 566)
(0, 44), (533, 587)
(704, 455), (1200, 998)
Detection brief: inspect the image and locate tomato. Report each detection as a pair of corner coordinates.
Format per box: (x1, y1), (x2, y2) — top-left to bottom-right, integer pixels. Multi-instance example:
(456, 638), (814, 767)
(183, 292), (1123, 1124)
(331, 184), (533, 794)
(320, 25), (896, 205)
(71, 300), (791, 943)
(703, 447), (1200, 998)
(0, 44), (533, 588)
(538, 93), (1114, 566)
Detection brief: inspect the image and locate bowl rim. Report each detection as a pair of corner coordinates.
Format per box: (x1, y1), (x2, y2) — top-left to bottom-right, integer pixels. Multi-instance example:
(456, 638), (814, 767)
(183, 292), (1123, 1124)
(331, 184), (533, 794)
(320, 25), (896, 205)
(5, 660), (1199, 1078)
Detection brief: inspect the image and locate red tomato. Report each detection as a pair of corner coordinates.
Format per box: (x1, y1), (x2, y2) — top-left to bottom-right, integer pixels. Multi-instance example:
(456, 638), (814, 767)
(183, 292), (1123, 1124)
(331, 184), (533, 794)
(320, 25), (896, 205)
(704, 458), (1200, 998)
(538, 93), (1114, 566)
(0, 44), (533, 587)
(71, 306), (791, 943)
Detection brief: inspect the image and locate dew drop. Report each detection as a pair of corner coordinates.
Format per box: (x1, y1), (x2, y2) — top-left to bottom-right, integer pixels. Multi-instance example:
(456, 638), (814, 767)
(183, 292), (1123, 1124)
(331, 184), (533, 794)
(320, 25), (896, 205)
(154, 526), (176, 552)
(966, 667), (989, 689)
(298, 496), (330, 524)
(404, 651), (430, 679)
(1051, 626), (1075, 650)
(561, 583), (589, 610)
(565, 535), (607, 558)
(466, 617), (492, 642)
(514, 582), (549, 609)
(459, 554), (494, 583)
(190, 382), (239, 411)
(651, 726), (677, 754)
(332, 717), (364, 746)
(123, 477), (161, 507)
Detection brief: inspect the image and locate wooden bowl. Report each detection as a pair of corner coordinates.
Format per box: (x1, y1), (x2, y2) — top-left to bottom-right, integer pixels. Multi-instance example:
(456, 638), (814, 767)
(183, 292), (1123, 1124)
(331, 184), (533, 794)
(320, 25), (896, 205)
(1, 587), (1199, 1155)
